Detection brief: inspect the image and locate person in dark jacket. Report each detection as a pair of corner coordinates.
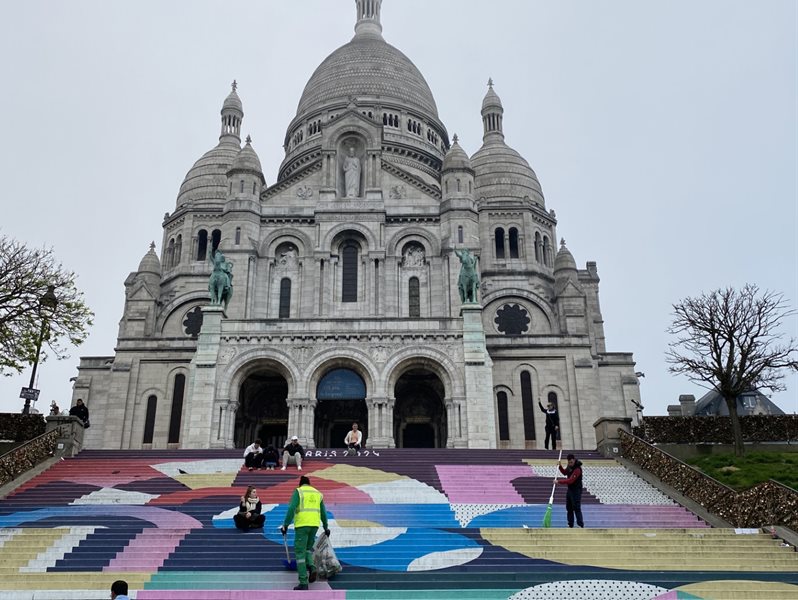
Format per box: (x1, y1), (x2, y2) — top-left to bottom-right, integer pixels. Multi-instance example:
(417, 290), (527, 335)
(263, 445), (280, 470)
(69, 399), (90, 427)
(538, 400), (559, 450)
(556, 453), (584, 528)
(234, 485), (265, 530)
(282, 436), (304, 470)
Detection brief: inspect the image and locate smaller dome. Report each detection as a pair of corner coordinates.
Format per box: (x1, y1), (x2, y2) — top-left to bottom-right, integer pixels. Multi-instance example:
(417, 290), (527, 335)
(229, 136), (263, 175)
(442, 134), (472, 172)
(471, 142), (544, 204)
(137, 242), (161, 276)
(223, 86), (243, 114)
(177, 141), (241, 205)
(482, 79), (503, 113)
(554, 239), (577, 273)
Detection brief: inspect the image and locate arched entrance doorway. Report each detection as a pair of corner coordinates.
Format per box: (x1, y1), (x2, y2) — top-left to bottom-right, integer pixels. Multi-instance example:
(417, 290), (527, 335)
(314, 368), (368, 448)
(234, 370), (289, 449)
(394, 368), (447, 448)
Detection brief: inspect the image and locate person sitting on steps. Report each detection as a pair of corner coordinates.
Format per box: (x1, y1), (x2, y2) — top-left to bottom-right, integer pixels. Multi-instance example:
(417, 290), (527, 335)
(282, 436), (304, 471)
(233, 485), (265, 530)
(263, 444), (279, 470)
(344, 422), (362, 454)
(243, 438), (264, 471)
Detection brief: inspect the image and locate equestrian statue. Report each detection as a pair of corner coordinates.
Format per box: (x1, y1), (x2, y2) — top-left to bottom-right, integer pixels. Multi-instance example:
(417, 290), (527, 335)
(455, 248), (480, 304)
(208, 247), (233, 310)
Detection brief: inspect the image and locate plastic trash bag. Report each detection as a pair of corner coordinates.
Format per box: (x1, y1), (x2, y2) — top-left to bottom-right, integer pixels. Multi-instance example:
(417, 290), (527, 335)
(313, 532), (342, 579)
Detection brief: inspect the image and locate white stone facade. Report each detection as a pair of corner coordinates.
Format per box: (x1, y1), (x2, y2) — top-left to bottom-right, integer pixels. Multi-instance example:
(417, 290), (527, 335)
(72, 0), (642, 451)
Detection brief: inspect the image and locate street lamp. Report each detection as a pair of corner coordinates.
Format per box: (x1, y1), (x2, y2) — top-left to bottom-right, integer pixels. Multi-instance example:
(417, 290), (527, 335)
(22, 285), (59, 415)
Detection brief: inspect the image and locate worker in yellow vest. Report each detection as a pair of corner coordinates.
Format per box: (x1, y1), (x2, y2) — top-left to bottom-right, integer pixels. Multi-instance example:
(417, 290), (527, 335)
(280, 475), (330, 590)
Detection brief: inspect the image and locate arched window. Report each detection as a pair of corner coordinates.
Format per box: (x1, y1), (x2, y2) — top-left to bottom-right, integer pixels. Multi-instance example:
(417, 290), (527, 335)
(468, 181), (472, 194)
(534, 232), (542, 263)
(509, 227), (519, 258)
(341, 243), (359, 302)
(456, 178), (461, 192)
(211, 229), (222, 253)
(252, 181), (257, 195)
(457, 226), (464, 244)
(408, 277), (420, 317)
(168, 374), (186, 444)
(235, 227), (241, 245)
(497, 391), (510, 441)
(445, 180), (449, 194)
(166, 239), (175, 269)
(143, 395), (157, 444)
(239, 179), (244, 193)
(495, 228), (506, 259)
(520, 371), (536, 442)
(196, 230), (208, 261)
(279, 278), (291, 319)
(548, 391), (558, 408)
(543, 236), (551, 267)
(175, 234), (182, 265)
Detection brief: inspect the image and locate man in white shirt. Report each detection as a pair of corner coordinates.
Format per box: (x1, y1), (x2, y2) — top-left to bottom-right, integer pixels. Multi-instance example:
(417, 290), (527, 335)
(243, 438), (264, 471)
(344, 422), (363, 453)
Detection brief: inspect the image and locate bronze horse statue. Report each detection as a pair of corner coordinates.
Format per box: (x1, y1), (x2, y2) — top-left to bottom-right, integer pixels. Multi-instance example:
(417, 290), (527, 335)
(208, 249), (233, 310)
(455, 248), (479, 303)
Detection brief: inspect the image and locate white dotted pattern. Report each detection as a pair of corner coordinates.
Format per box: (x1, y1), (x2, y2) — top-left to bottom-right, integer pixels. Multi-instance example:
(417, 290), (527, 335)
(451, 503), (518, 527)
(509, 579), (668, 600)
(533, 465), (676, 505)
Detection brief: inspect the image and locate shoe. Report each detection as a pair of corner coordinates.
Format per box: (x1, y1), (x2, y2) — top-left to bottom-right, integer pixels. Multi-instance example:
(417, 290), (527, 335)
(293, 584), (308, 590)
(297, 466), (302, 471)
(281, 466), (286, 471)
(248, 467), (253, 471)
(309, 569), (317, 583)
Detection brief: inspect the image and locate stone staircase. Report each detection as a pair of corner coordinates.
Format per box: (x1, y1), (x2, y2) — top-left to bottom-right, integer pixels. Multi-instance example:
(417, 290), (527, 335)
(0, 449), (796, 599)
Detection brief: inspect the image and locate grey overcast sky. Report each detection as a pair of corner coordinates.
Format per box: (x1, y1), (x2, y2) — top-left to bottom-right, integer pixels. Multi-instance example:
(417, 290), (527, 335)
(1, 0), (796, 417)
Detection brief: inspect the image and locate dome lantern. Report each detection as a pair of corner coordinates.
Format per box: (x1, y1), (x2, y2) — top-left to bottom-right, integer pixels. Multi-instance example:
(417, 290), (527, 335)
(355, 0), (383, 38)
(220, 80), (243, 142)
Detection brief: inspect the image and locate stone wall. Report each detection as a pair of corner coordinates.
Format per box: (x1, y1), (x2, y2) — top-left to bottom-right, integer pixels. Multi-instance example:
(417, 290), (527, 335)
(620, 429), (798, 530)
(633, 415), (798, 444)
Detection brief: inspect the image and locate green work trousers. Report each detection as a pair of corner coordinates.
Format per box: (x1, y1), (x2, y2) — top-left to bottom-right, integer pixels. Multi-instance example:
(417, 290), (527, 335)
(293, 525), (318, 585)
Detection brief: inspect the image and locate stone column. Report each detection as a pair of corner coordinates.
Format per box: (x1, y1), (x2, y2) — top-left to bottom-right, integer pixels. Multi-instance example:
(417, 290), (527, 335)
(182, 305), (225, 449)
(444, 399), (455, 448)
(367, 397), (393, 448)
(460, 303), (497, 448)
(288, 398), (316, 448)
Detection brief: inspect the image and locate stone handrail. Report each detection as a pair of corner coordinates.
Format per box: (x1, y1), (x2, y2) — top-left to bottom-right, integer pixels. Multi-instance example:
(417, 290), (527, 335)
(620, 429), (798, 530)
(0, 428), (60, 487)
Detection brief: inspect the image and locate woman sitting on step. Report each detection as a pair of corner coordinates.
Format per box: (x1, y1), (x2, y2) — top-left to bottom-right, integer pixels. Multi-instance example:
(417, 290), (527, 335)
(234, 486), (265, 530)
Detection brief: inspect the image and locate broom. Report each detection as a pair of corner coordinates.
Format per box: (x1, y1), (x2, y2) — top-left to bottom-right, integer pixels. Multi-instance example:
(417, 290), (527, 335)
(541, 449), (563, 528)
(282, 531), (297, 570)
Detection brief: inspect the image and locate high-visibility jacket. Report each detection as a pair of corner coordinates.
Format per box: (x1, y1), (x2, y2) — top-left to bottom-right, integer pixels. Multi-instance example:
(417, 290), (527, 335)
(294, 485), (323, 528)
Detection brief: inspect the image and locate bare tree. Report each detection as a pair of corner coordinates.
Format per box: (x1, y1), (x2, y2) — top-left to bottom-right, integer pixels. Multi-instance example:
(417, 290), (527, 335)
(666, 285), (798, 456)
(0, 234), (94, 376)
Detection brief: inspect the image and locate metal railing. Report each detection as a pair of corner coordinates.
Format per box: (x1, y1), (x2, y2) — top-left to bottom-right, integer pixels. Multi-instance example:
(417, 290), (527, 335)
(619, 429), (798, 530)
(0, 428), (60, 488)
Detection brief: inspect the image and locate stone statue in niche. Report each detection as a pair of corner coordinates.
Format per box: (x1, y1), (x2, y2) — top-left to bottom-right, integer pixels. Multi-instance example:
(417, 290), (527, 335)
(276, 246), (298, 270)
(343, 147), (361, 198)
(402, 245), (425, 268)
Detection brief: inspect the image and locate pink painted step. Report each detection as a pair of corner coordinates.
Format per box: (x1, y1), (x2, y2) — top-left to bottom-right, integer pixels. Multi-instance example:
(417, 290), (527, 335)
(436, 464), (535, 503)
(136, 592), (346, 599)
(104, 528), (191, 572)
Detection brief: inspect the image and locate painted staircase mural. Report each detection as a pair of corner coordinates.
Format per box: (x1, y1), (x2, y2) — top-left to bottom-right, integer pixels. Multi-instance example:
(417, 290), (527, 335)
(1, 449), (797, 599)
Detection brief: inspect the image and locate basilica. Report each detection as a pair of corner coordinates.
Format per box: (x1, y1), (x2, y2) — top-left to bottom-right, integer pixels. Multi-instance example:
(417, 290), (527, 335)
(72, 0), (642, 450)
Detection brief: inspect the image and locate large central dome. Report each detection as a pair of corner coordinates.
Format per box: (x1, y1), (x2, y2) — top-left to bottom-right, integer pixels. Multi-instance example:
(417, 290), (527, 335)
(296, 34), (439, 119)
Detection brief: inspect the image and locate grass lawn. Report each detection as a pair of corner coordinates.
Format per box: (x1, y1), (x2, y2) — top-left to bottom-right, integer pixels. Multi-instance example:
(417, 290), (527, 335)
(687, 451), (798, 491)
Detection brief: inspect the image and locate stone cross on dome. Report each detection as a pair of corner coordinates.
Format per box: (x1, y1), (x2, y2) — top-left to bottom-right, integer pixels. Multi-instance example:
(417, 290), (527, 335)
(245, 135), (252, 144)
(149, 241), (156, 251)
(488, 78), (494, 88)
(231, 80), (237, 92)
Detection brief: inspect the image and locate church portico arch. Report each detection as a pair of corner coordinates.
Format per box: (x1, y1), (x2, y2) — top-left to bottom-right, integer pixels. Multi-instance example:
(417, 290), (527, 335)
(393, 367), (447, 448)
(222, 352), (299, 449)
(302, 352), (379, 448)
